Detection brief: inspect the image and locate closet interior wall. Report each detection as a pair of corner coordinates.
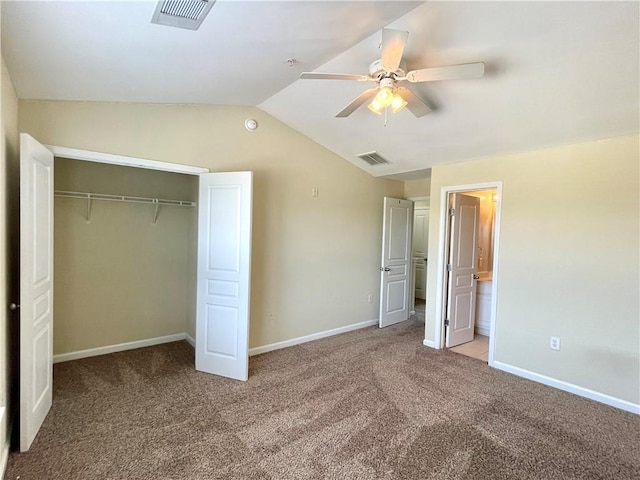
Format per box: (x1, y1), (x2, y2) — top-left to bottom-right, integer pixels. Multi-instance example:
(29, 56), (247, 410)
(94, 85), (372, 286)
(53, 158), (198, 356)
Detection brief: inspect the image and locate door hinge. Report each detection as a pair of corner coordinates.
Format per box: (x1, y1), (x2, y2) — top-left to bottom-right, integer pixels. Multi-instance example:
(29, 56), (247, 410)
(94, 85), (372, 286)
(449, 208), (455, 217)
(444, 319), (450, 326)
(447, 263), (452, 272)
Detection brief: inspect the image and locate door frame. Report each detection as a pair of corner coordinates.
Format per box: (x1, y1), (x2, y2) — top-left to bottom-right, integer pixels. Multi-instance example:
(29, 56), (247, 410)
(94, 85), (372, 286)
(42, 145), (207, 339)
(45, 145), (209, 175)
(432, 182), (502, 367)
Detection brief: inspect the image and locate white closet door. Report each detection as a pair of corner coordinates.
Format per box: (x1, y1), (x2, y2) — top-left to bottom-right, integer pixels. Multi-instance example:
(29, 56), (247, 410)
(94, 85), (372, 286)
(196, 172), (253, 381)
(19, 133), (54, 451)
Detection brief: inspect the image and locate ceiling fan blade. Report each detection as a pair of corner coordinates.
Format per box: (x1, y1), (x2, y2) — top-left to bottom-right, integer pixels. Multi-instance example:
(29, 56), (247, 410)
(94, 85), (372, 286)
(300, 72), (371, 81)
(335, 88), (377, 118)
(406, 62), (485, 83)
(381, 28), (409, 72)
(396, 86), (432, 117)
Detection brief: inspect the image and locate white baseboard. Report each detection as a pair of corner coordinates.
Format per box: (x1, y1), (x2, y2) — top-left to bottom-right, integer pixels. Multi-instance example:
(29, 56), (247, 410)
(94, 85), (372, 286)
(0, 440), (7, 480)
(248, 319), (379, 356)
(55, 320), (379, 364)
(475, 326), (490, 337)
(53, 333), (187, 363)
(422, 339), (437, 349)
(493, 361), (640, 415)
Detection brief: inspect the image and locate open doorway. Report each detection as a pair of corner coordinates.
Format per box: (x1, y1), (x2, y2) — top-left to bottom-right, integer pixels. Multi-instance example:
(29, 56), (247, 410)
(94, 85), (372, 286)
(432, 182), (502, 365)
(408, 197), (429, 324)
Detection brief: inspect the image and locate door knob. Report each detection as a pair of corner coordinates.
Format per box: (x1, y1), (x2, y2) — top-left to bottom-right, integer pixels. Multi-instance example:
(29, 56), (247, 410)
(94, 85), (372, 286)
(380, 267), (391, 272)
(472, 274), (480, 280)
(9, 303), (20, 310)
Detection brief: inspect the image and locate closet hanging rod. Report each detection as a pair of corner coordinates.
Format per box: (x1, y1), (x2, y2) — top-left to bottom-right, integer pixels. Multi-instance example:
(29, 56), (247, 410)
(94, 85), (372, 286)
(54, 190), (196, 207)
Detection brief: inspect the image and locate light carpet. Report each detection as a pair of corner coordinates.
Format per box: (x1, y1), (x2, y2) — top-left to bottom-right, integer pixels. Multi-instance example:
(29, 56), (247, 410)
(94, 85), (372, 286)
(5, 319), (639, 479)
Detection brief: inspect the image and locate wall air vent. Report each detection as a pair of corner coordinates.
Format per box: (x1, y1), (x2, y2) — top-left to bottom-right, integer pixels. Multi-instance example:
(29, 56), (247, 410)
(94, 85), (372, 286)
(151, 0), (216, 31)
(356, 151), (390, 166)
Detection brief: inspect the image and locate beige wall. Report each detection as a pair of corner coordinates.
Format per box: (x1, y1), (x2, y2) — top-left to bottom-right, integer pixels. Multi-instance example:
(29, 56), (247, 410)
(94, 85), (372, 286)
(19, 100), (404, 349)
(1, 55), (19, 466)
(53, 159), (197, 354)
(425, 135), (640, 404)
(404, 173), (431, 198)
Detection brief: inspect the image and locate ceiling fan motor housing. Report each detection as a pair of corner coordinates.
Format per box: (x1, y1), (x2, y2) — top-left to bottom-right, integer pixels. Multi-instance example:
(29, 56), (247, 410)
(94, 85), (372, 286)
(369, 59), (406, 80)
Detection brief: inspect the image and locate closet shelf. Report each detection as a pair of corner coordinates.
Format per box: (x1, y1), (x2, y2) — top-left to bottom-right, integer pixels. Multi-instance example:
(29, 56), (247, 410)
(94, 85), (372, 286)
(54, 190), (196, 224)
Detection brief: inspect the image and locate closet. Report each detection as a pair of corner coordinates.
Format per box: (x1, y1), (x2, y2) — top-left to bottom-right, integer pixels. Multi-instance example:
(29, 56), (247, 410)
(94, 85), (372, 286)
(20, 136), (252, 451)
(53, 158), (198, 359)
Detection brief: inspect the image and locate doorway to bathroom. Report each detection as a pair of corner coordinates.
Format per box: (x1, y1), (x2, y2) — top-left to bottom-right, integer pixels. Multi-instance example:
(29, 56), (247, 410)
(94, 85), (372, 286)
(433, 182), (502, 365)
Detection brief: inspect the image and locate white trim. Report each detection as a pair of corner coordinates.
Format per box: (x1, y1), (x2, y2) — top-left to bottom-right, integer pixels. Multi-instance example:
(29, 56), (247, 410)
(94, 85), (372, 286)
(45, 145), (209, 175)
(422, 339), (436, 348)
(185, 333), (195, 348)
(431, 182), (503, 370)
(0, 408), (7, 480)
(53, 333), (187, 363)
(0, 441), (8, 480)
(407, 195), (430, 202)
(248, 319), (378, 356)
(486, 186), (502, 367)
(475, 326), (491, 337)
(493, 361), (640, 415)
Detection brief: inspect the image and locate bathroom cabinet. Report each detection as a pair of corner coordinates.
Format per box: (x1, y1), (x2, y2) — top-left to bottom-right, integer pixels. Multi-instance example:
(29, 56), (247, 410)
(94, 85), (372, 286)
(475, 279), (492, 336)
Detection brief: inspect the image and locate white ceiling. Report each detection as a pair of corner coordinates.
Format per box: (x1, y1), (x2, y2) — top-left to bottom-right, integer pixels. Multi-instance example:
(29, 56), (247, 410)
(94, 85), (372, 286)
(1, 0), (421, 105)
(260, 1), (640, 176)
(3, 1), (639, 178)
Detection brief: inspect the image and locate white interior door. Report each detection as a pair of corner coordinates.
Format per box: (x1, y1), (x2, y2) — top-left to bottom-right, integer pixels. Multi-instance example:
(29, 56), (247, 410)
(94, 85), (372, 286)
(19, 133), (54, 451)
(196, 172), (253, 381)
(413, 207), (429, 300)
(379, 197), (412, 328)
(445, 193), (480, 347)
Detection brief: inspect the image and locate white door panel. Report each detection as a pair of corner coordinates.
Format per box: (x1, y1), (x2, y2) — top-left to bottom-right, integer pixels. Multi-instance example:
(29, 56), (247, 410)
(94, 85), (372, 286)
(20, 133), (54, 451)
(380, 198), (412, 327)
(415, 263), (426, 299)
(412, 207), (429, 300)
(412, 208), (429, 258)
(446, 194), (480, 347)
(196, 172), (252, 381)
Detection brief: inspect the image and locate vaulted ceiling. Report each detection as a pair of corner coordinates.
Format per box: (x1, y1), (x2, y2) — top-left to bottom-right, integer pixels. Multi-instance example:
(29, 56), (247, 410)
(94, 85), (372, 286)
(3, 1), (638, 178)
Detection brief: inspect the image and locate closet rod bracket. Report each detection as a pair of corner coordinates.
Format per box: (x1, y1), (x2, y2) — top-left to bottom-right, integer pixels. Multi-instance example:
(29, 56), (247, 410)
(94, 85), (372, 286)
(86, 194), (92, 223)
(152, 199), (160, 225)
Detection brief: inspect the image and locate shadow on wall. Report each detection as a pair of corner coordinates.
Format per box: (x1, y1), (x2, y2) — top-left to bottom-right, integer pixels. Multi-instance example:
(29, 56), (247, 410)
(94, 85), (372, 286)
(5, 127), (20, 448)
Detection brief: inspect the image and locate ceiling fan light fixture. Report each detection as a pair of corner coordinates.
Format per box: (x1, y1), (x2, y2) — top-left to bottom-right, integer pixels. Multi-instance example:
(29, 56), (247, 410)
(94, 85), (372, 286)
(391, 93), (407, 113)
(367, 99), (383, 115)
(374, 86), (394, 108)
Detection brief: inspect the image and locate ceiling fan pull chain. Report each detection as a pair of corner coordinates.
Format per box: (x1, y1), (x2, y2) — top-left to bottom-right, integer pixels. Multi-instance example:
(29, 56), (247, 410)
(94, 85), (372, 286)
(384, 107), (388, 127)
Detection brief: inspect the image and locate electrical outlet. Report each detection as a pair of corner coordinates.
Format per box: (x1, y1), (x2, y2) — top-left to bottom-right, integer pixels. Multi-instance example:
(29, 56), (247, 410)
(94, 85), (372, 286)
(311, 187), (319, 197)
(367, 293), (374, 303)
(550, 336), (561, 351)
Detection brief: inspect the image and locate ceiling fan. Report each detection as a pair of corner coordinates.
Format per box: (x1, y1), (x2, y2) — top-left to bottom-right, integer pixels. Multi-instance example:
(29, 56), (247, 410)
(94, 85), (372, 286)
(299, 28), (485, 118)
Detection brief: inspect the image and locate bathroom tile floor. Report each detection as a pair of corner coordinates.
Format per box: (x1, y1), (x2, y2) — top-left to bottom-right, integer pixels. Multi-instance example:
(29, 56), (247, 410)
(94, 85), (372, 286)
(449, 335), (489, 362)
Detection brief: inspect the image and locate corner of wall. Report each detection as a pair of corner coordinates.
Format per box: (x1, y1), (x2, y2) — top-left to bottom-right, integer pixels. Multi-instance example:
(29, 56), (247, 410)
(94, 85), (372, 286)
(1, 52), (20, 473)
(403, 175), (432, 199)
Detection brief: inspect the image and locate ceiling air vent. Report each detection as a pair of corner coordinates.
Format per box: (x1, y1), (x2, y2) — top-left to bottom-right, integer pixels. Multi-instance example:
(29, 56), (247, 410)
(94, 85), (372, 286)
(356, 151), (390, 166)
(151, 0), (216, 31)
